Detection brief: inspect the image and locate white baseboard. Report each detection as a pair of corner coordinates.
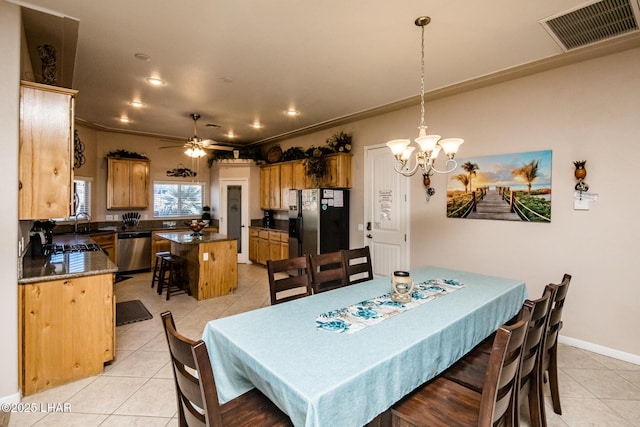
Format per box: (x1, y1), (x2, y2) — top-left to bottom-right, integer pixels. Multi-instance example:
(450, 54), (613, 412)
(0, 391), (21, 405)
(559, 335), (640, 365)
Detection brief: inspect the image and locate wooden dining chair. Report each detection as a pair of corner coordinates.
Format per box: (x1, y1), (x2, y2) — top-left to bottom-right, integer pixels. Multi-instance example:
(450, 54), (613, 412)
(442, 289), (554, 427)
(266, 256), (312, 305)
(161, 311), (293, 427)
(391, 306), (531, 427)
(308, 251), (347, 293)
(540, 273), (572, 425)
(342, 246), (373, 285)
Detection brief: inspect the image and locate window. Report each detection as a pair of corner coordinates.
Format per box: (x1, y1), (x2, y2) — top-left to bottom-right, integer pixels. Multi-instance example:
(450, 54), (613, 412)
(154, 181), (204, 218)
(74, 178), (92, 216)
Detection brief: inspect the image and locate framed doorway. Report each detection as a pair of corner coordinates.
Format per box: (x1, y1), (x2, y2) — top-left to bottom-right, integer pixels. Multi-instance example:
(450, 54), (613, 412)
(220, 178), (249, 263)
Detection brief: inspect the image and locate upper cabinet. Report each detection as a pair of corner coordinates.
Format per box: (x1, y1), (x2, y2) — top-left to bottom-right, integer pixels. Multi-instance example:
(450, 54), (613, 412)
(260, 153), (352, 211)
(19, 81), (77, 220)
(106, 158), (150, 209)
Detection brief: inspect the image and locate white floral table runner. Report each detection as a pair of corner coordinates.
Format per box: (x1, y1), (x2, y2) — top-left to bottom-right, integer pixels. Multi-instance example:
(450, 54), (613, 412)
(315, 279), (466, 334)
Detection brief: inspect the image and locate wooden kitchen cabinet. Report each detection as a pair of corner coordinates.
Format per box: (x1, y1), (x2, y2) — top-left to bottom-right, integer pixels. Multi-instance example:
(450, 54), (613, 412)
(107, 158), (150, 209)
(252, 228), (288, 265)
(19, 273), (115, 395)
(260, 154), (352, 210)
(249, 228), (259, 263)
(292, 160), (310, 190)
(280, 162), (293, 209)
(260, 164), (281, 210)
(321, 153), (352, 188)
(19, 81), (76, 220)
(92, 232), (117, 265)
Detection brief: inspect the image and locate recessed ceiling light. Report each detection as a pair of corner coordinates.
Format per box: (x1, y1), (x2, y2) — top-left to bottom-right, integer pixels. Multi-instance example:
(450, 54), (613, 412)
(119, 117), (132, 123)
(129, 100), (144, 108)
(134, 53), (151, 61)
(286, 109), (300, 117)
(145, 77), (165, 86)
(225, 131), (236, 139)
(250, 122), (263, 129)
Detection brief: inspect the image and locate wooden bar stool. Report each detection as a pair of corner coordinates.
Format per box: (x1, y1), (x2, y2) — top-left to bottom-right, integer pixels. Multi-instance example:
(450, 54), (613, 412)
(151, 251), (171, 289)
(157, 255), (190, 300)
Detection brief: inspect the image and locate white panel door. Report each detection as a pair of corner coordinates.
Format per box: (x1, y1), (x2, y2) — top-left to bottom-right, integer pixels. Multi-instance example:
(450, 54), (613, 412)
(220, 178), (248, 263)
(364, 144), (409, 277)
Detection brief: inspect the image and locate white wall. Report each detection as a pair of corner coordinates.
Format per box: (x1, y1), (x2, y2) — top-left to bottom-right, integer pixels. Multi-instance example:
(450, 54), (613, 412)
(274, 48), (640, 359)
(1, 0), (21, 404)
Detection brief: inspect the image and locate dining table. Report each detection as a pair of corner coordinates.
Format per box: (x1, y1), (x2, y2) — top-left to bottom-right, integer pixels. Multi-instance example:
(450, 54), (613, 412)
(201, 266), (527, 427)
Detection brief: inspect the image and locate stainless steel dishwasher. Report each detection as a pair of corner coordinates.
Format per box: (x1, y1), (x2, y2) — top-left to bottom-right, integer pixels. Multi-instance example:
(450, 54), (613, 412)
(117, 231), (152, 273)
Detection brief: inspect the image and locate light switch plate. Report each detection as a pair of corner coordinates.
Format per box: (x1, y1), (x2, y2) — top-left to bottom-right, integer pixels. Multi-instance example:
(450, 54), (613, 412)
(574, 199), (590, 210)
(203, 252), (209, 261)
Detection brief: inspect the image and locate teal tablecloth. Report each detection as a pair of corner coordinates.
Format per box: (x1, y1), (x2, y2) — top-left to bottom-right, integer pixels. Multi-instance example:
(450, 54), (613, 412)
(202, 266), (527, 427)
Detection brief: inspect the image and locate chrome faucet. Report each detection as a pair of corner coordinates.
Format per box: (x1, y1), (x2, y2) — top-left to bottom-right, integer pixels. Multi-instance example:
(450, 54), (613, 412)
(74, 212), (91, 233)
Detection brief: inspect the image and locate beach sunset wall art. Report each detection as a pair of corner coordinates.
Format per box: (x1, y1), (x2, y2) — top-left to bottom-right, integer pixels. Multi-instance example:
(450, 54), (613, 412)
(446, 150), (552, 222)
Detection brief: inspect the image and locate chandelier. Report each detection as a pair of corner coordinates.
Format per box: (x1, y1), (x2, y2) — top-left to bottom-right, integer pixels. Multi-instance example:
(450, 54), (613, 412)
(386, 16), (464, 186)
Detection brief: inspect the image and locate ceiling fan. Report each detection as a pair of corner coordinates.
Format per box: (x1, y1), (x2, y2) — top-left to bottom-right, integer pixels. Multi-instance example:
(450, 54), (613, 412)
(160, 113), (235, 156)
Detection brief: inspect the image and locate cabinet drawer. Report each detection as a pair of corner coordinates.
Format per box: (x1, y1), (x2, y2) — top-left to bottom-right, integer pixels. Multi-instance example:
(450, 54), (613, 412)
(268, 231), (282, 241)
(258, 230), (269, 239)
(250, 228), (259, 237)
(279, 232), (289, 243)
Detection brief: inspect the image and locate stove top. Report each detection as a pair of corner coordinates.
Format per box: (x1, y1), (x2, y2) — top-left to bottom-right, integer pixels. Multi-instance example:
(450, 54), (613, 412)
(44, 243), (103, 255)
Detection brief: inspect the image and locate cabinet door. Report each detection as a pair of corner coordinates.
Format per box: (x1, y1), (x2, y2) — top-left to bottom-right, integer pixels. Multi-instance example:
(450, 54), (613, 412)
(269, 240), (281, 261)
(20, 274), (114, 395)
(268, 165), (281, 210)
(280, 162), (293, 209)
(129, 160), (149, 208)
(260, 167), (270, 210)
(321, 153), (352, 188)
(19, 82), (76, 220)
(257, 238), (269, 265)
(107, 159), (150, 209)
(249, 236), (259, 262)
(292, 161), (307, 190)
(107, 159), (131, 208)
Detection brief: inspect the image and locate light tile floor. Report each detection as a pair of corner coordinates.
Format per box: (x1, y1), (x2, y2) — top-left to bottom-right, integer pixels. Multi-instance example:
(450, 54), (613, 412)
(7, 264), (640, 426)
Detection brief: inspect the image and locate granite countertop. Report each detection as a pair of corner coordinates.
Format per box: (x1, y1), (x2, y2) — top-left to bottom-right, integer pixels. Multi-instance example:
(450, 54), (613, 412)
(19, 234), (118, 284)
(249, 226), (288, 232)
(156, 230), (237, 245)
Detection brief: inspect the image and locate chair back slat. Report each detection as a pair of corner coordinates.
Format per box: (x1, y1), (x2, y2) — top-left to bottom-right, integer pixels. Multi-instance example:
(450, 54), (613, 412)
(267, 256), (312, 305)
(479, 305), (531, 427)
(162, 311), (223, 427)
(342, 246), (374, 285)
(545, 274), (571, 355)
(519, 289), (554, 393)
(309, 251), (347, 293)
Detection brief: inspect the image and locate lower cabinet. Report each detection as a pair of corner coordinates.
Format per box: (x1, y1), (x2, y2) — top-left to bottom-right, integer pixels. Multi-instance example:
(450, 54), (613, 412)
(18, 273), (115, 395)
(249, 227), (288, 265)
(92, 232), (117, 265)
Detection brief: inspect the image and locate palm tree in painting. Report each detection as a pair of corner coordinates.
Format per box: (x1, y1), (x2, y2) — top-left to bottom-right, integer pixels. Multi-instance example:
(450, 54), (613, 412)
(512, 160), (539, 194)
(454, 174), (470, 192)
(461, 162), (479, 191)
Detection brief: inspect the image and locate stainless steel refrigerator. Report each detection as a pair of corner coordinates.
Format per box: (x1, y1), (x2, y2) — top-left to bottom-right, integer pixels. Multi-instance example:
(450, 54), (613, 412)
(289, 188), (350, 258)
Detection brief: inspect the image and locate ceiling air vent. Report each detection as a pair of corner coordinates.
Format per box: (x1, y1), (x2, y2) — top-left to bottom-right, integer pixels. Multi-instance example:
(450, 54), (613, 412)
(540, 0), (640, 51)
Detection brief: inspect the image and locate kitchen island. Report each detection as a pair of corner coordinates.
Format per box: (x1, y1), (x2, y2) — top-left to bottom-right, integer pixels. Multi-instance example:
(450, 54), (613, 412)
(156, 230), (238, 300)
(19, 234), (118, 395)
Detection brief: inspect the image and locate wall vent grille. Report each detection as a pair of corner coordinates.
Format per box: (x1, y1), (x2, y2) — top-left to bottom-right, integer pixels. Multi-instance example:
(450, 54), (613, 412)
(540, 0), (640, 51)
